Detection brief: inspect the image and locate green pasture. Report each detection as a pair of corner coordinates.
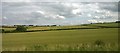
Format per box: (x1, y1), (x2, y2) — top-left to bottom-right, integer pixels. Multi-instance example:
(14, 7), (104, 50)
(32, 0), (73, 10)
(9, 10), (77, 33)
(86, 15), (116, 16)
(2, 22), (119, 31)
(2, 28), (118, 51)
(88, 22), (119, 28)
(2, 23), (119, 51)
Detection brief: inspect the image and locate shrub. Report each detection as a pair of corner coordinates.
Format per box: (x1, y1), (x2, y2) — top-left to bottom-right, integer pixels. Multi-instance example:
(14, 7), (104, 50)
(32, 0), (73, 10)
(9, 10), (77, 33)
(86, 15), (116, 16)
(0, 29), (4, 33)
(94, 40), (105, 46)
(15, 26), (27, 32)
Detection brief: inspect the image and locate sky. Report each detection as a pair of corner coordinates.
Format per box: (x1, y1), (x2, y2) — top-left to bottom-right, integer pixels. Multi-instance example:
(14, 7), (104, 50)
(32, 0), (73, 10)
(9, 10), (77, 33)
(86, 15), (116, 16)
(1, 0), (120, 25)
(1, 0), (120, 2)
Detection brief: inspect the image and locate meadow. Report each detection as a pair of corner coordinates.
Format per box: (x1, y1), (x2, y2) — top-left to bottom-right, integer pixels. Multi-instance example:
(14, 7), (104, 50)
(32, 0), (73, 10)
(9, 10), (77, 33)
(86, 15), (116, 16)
(2, 23), (119, 51)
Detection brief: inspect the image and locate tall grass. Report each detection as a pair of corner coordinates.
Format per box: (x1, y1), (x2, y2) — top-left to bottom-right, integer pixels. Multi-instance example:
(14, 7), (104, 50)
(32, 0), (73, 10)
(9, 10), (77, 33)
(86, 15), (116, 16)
(3, 41), (118, 51)
(29, 43), (118, 51)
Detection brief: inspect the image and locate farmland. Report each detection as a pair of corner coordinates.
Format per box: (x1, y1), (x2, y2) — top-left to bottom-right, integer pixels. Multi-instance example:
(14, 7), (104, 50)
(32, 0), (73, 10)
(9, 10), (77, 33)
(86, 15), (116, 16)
(2, 22), (119, 51)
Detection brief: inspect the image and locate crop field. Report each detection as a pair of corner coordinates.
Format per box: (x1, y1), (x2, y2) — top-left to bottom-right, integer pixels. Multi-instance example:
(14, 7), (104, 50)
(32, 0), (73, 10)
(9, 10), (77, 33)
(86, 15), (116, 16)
(2, 28), (118, 51)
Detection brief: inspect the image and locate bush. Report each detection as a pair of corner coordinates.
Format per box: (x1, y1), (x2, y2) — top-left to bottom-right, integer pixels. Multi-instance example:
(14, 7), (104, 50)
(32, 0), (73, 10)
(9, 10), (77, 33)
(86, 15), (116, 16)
(94, 40), (105, 46)
(0, 29), (4, 33)
(16, 26), (27, 32)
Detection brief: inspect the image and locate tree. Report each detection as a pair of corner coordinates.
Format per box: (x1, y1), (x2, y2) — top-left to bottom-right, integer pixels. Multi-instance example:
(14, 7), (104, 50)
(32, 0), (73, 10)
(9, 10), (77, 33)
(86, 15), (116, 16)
(0, 29), (4, 33)
(16, 26), (27, 32)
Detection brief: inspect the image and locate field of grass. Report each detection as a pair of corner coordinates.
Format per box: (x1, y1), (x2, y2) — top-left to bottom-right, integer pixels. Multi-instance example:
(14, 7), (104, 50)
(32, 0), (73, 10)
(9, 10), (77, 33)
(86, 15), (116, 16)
(2, 28), (16, 31)
(2, 28), (118, 51)
(2, 22), (119, 31)
(82, 22), (119, 28)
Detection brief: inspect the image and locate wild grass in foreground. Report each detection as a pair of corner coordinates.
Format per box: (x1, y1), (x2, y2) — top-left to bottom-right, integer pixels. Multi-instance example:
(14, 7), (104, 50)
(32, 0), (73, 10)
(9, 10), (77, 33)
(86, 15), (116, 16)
(3, 40), (118, 51)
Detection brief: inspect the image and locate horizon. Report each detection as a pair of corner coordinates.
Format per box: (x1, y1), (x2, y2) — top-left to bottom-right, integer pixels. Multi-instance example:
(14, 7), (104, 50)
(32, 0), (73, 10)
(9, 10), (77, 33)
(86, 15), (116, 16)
(1, 21), (118, 26)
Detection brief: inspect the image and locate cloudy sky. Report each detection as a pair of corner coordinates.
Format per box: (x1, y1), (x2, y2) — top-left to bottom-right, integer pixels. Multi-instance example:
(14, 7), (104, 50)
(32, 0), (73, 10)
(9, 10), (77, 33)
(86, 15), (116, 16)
(1, 0), (120, 2)
(1, 0), (120, 25)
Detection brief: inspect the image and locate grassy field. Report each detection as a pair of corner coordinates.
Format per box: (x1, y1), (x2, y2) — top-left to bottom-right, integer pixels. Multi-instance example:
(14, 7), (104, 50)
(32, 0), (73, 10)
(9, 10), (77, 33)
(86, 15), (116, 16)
(2, 28), (16, 31)
(2, 22), (119, 31)
(2, 28), (118, 51)
(2, 22), (119, 51)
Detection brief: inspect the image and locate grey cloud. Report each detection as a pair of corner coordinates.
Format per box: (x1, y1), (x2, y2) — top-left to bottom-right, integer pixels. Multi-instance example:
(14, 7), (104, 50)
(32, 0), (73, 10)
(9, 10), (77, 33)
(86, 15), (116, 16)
(2, 2), (119, 25)
(98, 2), (118, 12)
(2, 0), (120, 2)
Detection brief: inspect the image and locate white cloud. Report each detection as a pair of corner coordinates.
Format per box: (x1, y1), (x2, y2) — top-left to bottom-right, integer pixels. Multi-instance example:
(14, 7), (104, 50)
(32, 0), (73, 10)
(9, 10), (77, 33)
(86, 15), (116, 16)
(98, 21), (104, 23)
(71, 3), (80, 8)
(3, 16), (8, 20)
(87, 14), (92, 17)
(55, 15), (65, 19)
(88, 20), (98, 23)
(72, 9), (81, 15)
(36, 11), (45, 15)
(94, 16), (100, 19)
(34, 10), (65, 20)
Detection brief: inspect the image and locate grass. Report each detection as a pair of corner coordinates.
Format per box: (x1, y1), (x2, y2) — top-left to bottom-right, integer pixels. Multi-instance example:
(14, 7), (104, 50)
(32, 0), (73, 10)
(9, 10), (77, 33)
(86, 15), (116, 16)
(88, 22), (119, 28)
(2, 28), (16, 31)
(27, 43), (118, 51)
(2, 28), (118, 51)
(2, 23), (119, 51)
(3, 22), (119, 31)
